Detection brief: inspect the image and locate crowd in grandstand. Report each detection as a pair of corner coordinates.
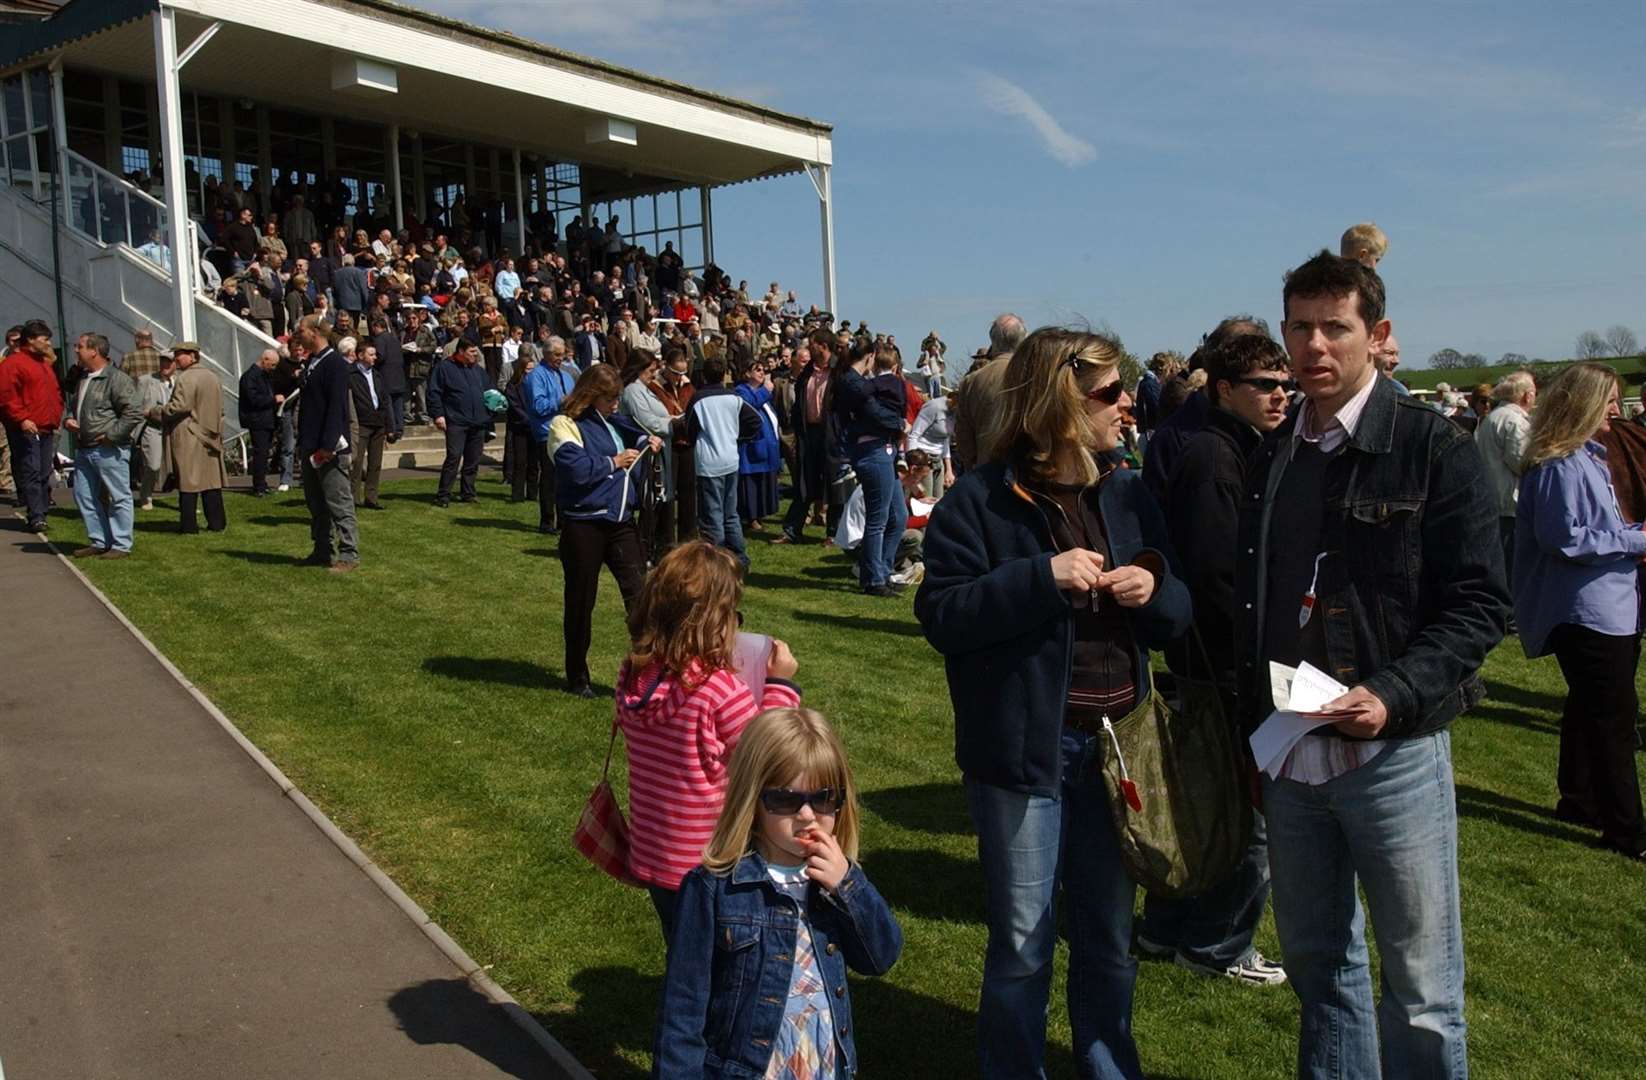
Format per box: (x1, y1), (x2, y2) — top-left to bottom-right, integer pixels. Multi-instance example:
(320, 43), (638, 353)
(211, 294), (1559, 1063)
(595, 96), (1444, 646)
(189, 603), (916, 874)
(7, 219), (1646, 1080)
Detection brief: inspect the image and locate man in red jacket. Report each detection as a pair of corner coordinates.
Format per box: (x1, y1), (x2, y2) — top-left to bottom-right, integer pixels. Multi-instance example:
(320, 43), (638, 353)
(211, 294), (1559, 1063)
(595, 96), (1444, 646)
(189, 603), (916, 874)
(0, 320), (64, 532)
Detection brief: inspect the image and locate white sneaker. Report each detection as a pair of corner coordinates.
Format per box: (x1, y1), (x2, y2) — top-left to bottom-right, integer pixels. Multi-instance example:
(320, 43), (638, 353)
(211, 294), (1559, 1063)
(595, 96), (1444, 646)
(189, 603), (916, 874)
(277, 483), (290, 492)
(139, 499), (154, 511)
(1176, 950), (1288, 987)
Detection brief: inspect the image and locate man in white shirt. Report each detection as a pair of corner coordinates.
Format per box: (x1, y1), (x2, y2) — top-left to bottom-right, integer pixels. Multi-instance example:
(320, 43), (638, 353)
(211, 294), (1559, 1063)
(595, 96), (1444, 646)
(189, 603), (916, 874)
(1473, 370), (1536, 581)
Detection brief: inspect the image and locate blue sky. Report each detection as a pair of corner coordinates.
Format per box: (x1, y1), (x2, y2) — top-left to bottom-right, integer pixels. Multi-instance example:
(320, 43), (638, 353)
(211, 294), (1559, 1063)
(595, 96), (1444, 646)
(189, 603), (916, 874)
(430, 0), (1645, 371)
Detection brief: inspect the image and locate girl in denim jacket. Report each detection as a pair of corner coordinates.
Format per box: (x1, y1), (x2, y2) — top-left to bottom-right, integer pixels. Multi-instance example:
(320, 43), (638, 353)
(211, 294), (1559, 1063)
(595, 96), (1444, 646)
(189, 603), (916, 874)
(652, 708), (902, 1079)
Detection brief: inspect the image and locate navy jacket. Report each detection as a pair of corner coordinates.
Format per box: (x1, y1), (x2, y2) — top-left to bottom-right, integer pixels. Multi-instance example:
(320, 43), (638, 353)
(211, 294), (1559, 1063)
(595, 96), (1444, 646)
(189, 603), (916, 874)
(426, 358), (491, 428)
(237, 365), (276, 432)
(333, 265), (370, 312)
(550, 408), (648, 522)
(372, 330), (407, 395)
(833, 368), (904, 444)
(653, 852), (903, 1080)
(1235, 374), (1510, 738)
(349, 367), (388, 430)
(915, 460), (1192, 796)
(1141, 387), (1211, 501)
(296, 347), (351, 456)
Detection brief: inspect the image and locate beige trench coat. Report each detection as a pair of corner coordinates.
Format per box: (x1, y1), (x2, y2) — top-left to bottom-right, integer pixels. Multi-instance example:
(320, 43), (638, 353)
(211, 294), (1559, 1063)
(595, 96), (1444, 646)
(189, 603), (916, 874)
(161, 365), (227, 492)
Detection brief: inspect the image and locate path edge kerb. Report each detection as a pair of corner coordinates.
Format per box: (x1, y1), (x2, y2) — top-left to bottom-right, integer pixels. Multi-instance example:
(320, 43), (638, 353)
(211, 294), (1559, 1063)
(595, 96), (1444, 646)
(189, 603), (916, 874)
(37, 529), (594, 1080)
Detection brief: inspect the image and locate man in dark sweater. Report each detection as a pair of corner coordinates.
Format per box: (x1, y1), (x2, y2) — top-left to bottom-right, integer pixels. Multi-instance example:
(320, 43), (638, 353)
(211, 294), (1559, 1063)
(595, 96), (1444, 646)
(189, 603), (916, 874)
(1135, 333), (1293, 987)
(349, 343), (389, 508)
(427, 341), (491, 506)
(224, 207), (260, 272)
(369, 316), (408, 440)
(293, 317), (359, 571)
(237, 349), (279, 496)
(1236, 253), (1506, 1079)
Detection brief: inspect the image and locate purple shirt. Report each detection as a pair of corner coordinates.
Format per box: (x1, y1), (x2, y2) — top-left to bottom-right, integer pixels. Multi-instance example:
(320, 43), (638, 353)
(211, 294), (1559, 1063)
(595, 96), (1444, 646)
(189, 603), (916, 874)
(1514, 440), (1646, 656)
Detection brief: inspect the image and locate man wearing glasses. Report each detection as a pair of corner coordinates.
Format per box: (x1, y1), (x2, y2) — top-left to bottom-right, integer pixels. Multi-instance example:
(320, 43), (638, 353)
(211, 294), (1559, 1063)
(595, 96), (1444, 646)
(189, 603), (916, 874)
(1136, 332), (1295, 987)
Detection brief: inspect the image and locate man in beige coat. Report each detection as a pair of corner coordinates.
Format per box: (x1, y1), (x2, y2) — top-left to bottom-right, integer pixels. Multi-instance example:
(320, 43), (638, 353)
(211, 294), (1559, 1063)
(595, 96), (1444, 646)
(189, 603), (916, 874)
(948, 313), (1026, 475)
(153, 342), (227, 533)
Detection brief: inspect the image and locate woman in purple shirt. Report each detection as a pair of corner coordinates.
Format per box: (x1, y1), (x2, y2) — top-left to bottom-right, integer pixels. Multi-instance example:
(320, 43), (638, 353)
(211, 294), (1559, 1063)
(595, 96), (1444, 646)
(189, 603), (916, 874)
(1514, 361), (1646, 861)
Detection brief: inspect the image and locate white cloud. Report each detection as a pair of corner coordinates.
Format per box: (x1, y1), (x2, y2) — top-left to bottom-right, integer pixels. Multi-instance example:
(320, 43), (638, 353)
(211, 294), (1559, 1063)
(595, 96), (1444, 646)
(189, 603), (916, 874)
(974, 72), (1096, 168)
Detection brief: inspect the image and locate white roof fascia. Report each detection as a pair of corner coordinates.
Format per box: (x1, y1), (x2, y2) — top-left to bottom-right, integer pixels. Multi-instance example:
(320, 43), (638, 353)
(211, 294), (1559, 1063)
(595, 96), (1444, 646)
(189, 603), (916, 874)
(163, 0), (832, 166)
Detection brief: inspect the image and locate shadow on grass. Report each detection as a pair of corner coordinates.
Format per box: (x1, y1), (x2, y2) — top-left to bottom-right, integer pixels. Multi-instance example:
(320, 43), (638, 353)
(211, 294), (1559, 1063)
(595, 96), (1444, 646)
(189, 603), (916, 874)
(1463, 703), (1559, 735)
(791, 609), (924, 638)
(861, 782), (973, 836)
(1456, 783), (1595, 845)
(422, 655), (600, 693)
(386, 978), (556, 1079)
(522, 547), (558, 559)
(858, 846), (985, 924)
(241, 515), (307, 527)
(216, 549), (311, 566)
(1481, 679), (1565, 715)
(451, 517), (543, 533)
(379, 490), (443, 505)
(800, 561), (858, 581)
(743, 570), (850, 593)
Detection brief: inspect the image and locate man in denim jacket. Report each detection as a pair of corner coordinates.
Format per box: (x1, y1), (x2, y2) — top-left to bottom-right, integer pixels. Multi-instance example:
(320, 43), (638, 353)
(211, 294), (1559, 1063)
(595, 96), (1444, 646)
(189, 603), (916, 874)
(1235, 252), (1508, 1080)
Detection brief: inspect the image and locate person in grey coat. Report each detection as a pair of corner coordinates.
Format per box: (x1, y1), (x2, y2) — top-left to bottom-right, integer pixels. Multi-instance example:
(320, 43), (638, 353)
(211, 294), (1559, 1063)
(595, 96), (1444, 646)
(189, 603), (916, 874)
(333, 254), (370, 323)
(66, 332), (142, 557)
(133, 353), (176, 509)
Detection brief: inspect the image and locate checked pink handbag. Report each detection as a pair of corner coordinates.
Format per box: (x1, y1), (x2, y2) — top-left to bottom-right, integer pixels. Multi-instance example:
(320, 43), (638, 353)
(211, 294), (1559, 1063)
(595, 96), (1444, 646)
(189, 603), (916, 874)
(572, 719), (643, 887)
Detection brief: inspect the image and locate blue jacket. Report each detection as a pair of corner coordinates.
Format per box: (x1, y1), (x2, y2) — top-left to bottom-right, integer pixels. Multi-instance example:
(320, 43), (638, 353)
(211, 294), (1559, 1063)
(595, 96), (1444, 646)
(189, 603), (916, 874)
(296, 347), (350, 456)
(733, 383), (782, 474)
(426, 357), (492, 428)
(653, 852), (903, 1079)
(549, 408), (648, 522)
(833, 368), (904, 445)
(687, 385), (761, 479)
(1235, 374), (1510, 737)
(522, 360), (580, 442)
(914, 460), (1192, 796)
(1513, 441), (1646, 657)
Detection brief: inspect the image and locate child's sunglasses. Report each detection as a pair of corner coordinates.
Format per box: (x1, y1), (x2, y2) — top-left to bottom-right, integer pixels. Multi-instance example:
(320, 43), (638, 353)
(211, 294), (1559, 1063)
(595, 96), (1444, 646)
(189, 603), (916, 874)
(760, 787), (843, 815)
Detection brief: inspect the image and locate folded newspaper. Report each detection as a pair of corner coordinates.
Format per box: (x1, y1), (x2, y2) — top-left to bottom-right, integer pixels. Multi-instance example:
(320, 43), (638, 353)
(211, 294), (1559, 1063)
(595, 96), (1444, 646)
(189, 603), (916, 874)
(1248, 661), (1355, 778)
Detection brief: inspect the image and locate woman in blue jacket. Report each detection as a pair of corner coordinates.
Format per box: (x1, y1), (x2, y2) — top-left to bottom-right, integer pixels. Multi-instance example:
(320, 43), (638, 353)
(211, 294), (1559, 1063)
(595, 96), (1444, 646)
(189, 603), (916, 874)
(733, 355), (782, 530)
(1514, 361), (1646, 861)
(549, 364), (662, 698)
(913, 327), (1191, 1080)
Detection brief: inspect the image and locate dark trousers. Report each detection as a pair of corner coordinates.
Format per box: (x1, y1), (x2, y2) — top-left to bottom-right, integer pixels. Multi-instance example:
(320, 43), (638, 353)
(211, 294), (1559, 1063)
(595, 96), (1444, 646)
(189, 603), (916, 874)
(387, 391), (406, 437)
(509, 430), (539, 501)
(1550, 622), (1645, 849)
(178, 489), (226, 533)
(249, 427), (274, 493)
(483, 346), (503, 388)
(533, 440), (557, 529)
(672, 444), (696, 545)
(558, 518), (646, 687)
(1498, 516), (1515, 587)
(5, 426), (55, 525)
(351, 425), (386, 504)
(438, 423), (484, 500)
(782, 426), (827, 539)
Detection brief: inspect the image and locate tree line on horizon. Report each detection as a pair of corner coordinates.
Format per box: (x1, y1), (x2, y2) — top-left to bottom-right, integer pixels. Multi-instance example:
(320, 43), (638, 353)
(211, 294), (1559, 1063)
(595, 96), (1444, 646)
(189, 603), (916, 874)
(1428, 325), (1640, 370)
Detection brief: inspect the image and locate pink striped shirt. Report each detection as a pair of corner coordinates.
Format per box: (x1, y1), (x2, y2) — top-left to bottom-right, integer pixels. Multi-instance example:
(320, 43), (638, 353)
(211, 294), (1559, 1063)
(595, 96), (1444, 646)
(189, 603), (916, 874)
(616, 661), (801, 890)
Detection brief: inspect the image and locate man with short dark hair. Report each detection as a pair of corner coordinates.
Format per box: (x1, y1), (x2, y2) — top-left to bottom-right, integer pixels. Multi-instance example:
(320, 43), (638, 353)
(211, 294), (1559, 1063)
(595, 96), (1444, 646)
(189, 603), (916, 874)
(224, 207), (260, 272)
(427, 341), (491, 507)
(293, 317), (359, 571)
(65, 332), (141, 558)
(370, 316), (408, 441)
(349, 342), (389, 509)
(0, 320), (64, 532)
(1142, 315), (1272, 500)
(1238, 251), (1507, 1079)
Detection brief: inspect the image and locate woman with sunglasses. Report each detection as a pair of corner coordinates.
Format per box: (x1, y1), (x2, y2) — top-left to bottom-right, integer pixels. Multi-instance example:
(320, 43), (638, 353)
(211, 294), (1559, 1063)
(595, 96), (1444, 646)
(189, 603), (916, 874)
(616, 541), (801, 941)
(914, 327), (1191, 1080)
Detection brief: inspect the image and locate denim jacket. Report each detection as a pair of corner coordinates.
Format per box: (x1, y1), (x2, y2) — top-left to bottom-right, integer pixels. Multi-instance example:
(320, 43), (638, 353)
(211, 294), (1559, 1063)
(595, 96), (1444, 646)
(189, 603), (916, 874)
(1235, 375), (1510, 737)
(652, 852), (903, 1079)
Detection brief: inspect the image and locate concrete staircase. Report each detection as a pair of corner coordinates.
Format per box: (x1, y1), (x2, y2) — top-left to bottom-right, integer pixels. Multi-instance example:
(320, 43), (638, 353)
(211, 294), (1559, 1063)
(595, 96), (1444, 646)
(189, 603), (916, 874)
(391, 423), (503, 469)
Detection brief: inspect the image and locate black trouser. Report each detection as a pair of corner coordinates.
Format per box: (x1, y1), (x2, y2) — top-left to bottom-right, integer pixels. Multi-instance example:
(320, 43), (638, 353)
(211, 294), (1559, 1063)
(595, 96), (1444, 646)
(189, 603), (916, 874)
(509, 430), (538, 501)
(782, 426), (827, 538)
(5, 426), (54, 525)
(533, 440), (557, 529)
(483, 346), (503, 388)
(179, 489), (226, 533)
(1498, 516), (1515, 588)
(558, 518), (646, 687)
(438, 423), (484, 500)
(672, 443), (696, 546)
(249, 427), (273, 493)
(1550, 622), (1645, 849)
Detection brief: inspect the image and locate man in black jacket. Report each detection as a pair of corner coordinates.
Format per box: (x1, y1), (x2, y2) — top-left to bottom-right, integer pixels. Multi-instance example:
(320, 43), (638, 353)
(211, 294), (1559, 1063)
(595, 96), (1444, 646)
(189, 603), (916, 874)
(1237, 252), (1506, 1078)
(427, 341), (491, 507)
(237, 349), (280, 496)
(224, 207), (259, 272)
(369, 317), (408, 441)
(350, 343), (389, 509)
(777, 337), (831, 543)
(1135, 332), (1294, 987)
(293, 316), (359, 571)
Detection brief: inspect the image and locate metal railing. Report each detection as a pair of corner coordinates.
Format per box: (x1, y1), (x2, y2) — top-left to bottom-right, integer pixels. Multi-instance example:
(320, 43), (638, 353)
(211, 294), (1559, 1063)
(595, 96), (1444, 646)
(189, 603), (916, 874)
(62, 148), (176, 275)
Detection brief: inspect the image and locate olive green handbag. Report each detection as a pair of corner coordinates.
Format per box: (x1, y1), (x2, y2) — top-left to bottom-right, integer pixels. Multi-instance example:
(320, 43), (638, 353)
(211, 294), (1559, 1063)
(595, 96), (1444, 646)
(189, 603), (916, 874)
(1094, 632), (1253, 899)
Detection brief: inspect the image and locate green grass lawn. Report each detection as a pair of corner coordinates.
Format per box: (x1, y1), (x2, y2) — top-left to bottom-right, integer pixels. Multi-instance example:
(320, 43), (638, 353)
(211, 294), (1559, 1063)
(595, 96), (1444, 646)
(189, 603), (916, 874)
(48, 474), (1646, 1078)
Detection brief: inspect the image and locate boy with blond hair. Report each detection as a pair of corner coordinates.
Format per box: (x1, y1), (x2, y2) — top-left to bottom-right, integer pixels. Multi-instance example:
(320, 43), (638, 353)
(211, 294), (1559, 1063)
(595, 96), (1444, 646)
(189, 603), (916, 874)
(1339, 222), (1389, 269)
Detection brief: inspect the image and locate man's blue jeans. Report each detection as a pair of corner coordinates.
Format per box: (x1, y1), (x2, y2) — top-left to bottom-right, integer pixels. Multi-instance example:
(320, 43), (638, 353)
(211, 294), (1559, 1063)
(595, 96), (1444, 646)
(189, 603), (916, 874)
(696, 471), (746, 563)
(966, 730), (1142, 1080)
(277, 413), (296, 487)
(73, 443), (134, 552)
(1263, 732), (1467, 1080)
(1137, 812), (1270, 969)
(849, 441), (906, 588)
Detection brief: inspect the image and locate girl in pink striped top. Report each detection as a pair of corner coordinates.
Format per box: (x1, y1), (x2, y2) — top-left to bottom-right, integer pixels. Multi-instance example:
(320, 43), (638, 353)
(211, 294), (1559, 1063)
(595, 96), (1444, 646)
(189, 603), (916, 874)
(616, 541), (801, 941)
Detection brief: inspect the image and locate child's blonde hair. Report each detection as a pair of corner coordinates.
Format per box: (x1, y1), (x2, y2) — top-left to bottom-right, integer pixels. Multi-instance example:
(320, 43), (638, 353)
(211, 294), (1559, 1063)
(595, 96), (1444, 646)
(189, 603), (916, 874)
(702, 708), (860, 874)
(1339, 221), (1388, 265)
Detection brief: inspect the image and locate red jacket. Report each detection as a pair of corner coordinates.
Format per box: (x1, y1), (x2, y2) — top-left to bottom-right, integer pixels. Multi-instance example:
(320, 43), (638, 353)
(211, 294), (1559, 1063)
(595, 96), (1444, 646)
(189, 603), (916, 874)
(0, 350), (63, 430)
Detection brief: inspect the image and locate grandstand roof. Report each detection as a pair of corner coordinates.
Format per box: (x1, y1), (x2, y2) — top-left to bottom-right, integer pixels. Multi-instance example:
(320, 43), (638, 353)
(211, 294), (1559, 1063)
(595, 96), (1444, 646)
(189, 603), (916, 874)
(0, 0), (832, 198)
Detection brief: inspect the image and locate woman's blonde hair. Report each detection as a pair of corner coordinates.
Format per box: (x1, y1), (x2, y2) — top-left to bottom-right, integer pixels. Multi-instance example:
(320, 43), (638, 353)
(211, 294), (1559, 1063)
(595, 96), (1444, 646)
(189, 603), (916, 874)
(988, 327), (1123, 486)
(702, 708), (860, 874)
(1522, 362), (1618, 473)
(625, 541), (743, 689)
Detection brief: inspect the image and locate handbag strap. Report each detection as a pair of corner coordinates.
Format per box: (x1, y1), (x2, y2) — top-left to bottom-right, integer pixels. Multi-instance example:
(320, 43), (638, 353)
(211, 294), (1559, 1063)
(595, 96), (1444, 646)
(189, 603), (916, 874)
(1179, 624), (1232, 729)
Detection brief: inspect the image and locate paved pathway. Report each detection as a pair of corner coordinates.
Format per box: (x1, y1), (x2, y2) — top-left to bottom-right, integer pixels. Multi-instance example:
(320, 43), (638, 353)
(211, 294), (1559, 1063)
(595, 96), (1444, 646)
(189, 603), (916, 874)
(0, 514), (569, 1079)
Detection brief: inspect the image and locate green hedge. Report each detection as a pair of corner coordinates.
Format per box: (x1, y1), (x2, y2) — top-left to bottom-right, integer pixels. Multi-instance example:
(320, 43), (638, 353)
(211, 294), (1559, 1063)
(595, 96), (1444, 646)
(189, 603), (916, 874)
(1403, 355), (1646, 392)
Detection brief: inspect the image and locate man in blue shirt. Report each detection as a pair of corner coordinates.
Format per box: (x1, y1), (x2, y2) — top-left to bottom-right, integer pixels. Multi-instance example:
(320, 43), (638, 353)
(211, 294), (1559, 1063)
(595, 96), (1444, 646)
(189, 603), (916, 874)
(523, 335), (581, 533)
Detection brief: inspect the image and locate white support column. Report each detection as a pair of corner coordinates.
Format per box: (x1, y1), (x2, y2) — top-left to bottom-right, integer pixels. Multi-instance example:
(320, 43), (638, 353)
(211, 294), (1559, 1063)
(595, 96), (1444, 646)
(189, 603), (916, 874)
(807, 163), (837, 315)
(387, 122), (404, 231)
(153, 6), (197, 341)
(49, 62), (70, 224)
(512, 147), (526, 252)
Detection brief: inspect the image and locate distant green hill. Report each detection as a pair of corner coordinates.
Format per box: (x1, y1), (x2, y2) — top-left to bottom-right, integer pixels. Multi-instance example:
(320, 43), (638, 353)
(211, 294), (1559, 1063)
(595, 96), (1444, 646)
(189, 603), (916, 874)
(1403, 355), (1646, 392)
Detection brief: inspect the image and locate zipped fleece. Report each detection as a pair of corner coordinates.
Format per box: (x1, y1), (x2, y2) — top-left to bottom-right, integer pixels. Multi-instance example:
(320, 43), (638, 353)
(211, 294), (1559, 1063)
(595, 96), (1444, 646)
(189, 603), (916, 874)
(687, 385), (761, 478)
(549, 408), (647, 522)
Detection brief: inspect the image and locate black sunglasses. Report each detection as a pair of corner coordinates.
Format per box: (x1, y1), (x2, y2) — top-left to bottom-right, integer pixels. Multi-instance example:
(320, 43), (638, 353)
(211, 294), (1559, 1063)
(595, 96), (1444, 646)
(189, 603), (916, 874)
(760, 787), (843, 816)
(1235, 376), (1298, 394)
(1084, 381), (1127, 405)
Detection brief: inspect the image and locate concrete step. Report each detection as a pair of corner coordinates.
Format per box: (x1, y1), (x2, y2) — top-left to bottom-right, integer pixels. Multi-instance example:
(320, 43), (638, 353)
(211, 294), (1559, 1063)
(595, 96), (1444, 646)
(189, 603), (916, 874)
(388, 425), (502, 469)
